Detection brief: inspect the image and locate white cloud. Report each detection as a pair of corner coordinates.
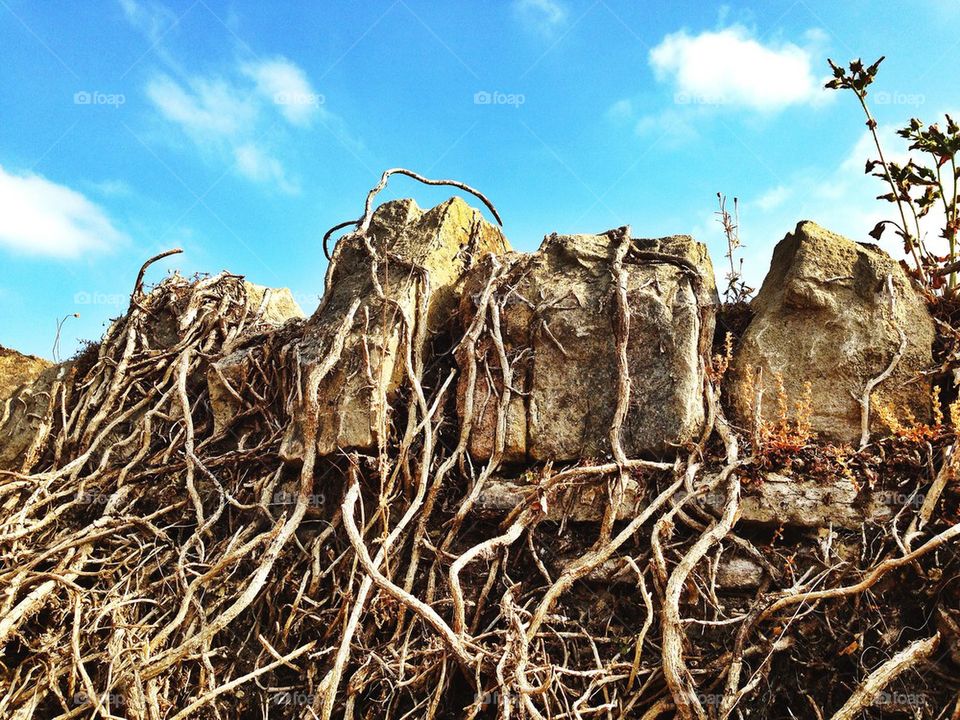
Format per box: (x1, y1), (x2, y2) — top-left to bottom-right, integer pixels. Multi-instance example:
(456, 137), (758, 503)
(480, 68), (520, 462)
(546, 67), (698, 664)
(649, 25), (826, 111)
(514, 0), (568, 34)
(233, 144), (299, 194)
(241, 57), (323, 127)
(144, 59), (326, 194)
(121, 2), (331, 195)
(123, 0), (362, 195)
(0, 166), (125, 257)
(146, 73), (256, 139)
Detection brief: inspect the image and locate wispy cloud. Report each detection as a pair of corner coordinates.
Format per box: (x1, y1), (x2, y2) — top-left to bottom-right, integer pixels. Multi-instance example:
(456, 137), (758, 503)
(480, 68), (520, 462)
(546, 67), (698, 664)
(754, 185), (790, 212)
(241, 57), (323, 127)
(233, 143), (298, 194)
(118, 0), (178, 45)
(143, 55), (327, 193)
(649, 25), (827, 111)
(146, 73), (257, 139)
(88, 179), (134, 197)
(120, 0), (333, 194)
(633, 108), (699, 146)
(513, 0), (568, 36)
(605, 99), (634, 122)
(0, 166), (125, 257)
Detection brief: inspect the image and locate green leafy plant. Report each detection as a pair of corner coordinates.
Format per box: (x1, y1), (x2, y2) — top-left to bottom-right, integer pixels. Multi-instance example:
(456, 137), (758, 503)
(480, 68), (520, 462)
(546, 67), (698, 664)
(826, 57), (960, 293)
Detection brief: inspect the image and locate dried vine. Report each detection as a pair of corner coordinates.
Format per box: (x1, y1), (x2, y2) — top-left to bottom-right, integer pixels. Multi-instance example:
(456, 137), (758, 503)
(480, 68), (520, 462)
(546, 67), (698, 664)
(0, 171), (957, 720)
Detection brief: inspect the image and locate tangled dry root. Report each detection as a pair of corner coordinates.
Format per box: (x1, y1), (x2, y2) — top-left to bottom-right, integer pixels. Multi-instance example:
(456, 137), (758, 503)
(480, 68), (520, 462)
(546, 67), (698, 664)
(1, 172), (958, 720)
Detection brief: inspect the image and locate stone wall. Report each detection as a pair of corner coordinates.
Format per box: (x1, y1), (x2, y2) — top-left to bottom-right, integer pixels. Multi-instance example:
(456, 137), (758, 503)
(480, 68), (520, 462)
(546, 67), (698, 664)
(457, 230), (716, 462)
(2, 200), (938, 478)
(266, 205), (931, 464)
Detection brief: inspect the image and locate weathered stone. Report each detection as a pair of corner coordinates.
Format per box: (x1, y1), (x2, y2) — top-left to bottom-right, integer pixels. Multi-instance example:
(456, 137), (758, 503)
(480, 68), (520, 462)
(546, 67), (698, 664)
(0, 346), (57, 471)
(459, 230), (716, 463)
(703, 473), (894, 529)
(475, 476), (646, 523)
(240, 282), (305, 328)
(279, 197), (510, 460)
(570, 553), (766, 591)
(714, 556), (767, 592)
(205, 284), (305, 436)
(0, 346), (51, 403)
(727, 221), (935, 444)
(0, 361), (75, 471)
(475, 472), (895, 529)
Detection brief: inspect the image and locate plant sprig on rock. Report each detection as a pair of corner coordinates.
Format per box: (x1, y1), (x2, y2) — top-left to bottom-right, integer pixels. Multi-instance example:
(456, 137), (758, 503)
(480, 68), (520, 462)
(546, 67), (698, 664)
(715, 192), (754, 305)
(827, 56), (960, 293)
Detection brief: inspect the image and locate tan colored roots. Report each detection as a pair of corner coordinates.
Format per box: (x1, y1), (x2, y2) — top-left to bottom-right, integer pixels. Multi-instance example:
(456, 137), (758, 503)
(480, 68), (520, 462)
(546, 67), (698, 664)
(1, 177), (957, 719)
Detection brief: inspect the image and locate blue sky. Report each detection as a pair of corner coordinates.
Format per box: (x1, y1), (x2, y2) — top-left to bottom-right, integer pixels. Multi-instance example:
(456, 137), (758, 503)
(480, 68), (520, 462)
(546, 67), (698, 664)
(2, 0), (959, 358)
